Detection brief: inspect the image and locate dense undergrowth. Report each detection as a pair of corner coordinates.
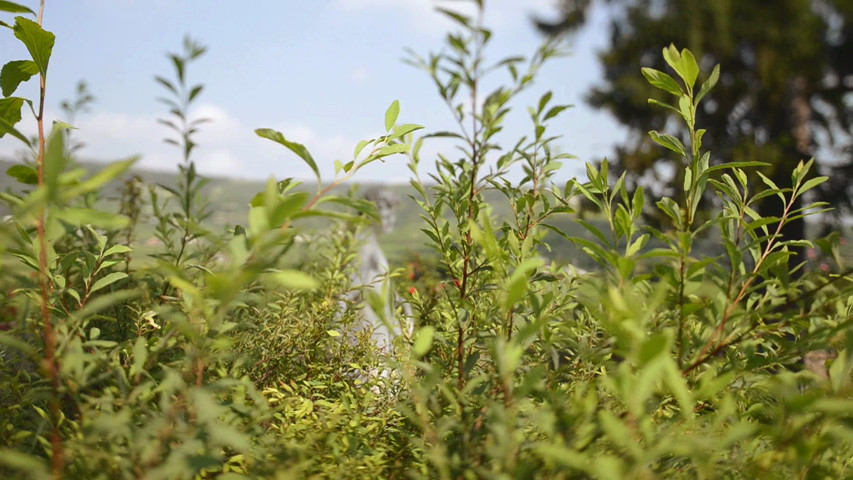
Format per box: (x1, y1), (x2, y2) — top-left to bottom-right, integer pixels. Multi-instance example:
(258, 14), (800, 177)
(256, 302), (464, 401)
(1, 1), (852, 479)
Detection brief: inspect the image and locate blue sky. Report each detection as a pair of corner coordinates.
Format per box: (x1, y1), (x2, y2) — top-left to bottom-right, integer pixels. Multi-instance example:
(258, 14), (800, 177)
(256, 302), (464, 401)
(0, 0), (625, 183)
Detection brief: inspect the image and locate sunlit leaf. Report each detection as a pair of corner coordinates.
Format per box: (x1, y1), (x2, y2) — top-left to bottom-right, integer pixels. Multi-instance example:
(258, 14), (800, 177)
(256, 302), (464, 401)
(12, 17), (54, 77)
(413, 326), (435, 358)
(53, 207), (130, 229)
(90, 272), (128, 294)
(502, 258), (544, 310)
(267, 269), (319, 290)
(0, 1), (35, 15)
(641, 67), (682, 96)
(384, 99), (400, 131)
(256, 128), (320, 183)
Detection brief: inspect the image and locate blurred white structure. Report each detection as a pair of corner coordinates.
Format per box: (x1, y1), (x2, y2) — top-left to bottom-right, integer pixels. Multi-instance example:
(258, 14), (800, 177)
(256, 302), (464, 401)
(340, 188), (413, 354)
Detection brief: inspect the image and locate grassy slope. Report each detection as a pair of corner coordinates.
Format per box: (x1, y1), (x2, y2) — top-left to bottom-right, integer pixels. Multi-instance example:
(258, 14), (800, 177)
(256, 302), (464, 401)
(1, 158), (848, 270)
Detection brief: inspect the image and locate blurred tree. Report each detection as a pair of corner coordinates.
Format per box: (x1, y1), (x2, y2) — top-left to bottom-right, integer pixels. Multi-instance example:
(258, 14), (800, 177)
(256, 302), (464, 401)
(538, 0), (851, 249)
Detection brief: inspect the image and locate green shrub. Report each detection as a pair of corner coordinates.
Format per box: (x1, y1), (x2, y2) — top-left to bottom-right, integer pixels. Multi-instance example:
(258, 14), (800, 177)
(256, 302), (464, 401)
(0, 1), (850, 479)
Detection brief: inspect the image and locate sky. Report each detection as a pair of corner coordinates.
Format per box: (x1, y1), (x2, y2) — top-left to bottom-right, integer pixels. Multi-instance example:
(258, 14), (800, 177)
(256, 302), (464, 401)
(0, 0), (626, 183)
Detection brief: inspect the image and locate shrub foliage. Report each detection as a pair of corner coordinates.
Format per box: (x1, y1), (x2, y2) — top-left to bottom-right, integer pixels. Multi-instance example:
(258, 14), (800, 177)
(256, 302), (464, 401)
(0, 1), (851, 479)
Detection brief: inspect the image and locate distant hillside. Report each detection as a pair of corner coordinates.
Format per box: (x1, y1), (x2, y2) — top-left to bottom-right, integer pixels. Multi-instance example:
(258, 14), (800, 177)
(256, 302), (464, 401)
(0, 157), (602, 266)
(3, 158), (847, 269)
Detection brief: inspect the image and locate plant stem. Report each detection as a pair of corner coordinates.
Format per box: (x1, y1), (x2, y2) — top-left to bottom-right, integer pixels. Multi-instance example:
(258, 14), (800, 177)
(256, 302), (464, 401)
(676, 254), (686, 368)
(684, 192), (798, 374)
(34, 2), (64, 477)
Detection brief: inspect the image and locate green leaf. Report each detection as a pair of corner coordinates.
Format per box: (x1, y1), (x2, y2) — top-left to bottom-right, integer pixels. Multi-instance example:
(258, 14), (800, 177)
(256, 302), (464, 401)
(656, 197), (682, 227)
(678, 48), (699, 89)
(424, 131), (465, 140)
(638, 332), (670, 366)
(599, 411), (642, 459)
(502, 258), (544, 310)
(435, 8), (470, 28)
(641, 67), (682, 96)
(353, 138), (371, 160)
(0, 333), (38, 361)
(703, 160), (770, 175)
(570, 219), (606, 248)
(543, 104), (571, 121)
(0, 96), (26, 142)
(103, 244), (133, 257)
(62, 157), (136, 199)
(811, 398), (853, 415)
(268, 191), (308, 226)
(248, 206), (268, 235)
(626, 234), (648, 257)
(13, 17), (54, 78)
(662, 44), (681, 76)
(797, 176), (827, 195)
(255, 128), (320, 183)
(631, 186), (645, 218)
(43, 123), (67, 194)
(678, 95), (693, 126)
(130, 337), (148, 378)
(696, 64), (720, 103)
(392, 123), (423, 138)
(366, 143), (409, 163)
(0, 115), (28, 145)
(267, 269), (319, 290)
(535, 444), (590, 472)
(0, 449), (49, 480)
(384, 99), (400, 131)
(170, 54), (184, 84)
(53, 207), (130, 229)
(647, 98), (681, 116)
(90, 272), (128, 294)
(649, 130), (686, 157)
(72, 289), (140, 321)
(154, 75), (177, 95)
(537, 91), (553, 114)
(792, 158), (815, 183)
(0, 1), (35, 15)
(188, 84), (203, 102)
(830, 347), (851, 392)
(0, 59), (38, 96)
(413, 326), (435, 358)
(755, 171), (785, 202)
(316, 195), (379, 220)
(6, 164), (36, 184)
(664, 362), (694, 418)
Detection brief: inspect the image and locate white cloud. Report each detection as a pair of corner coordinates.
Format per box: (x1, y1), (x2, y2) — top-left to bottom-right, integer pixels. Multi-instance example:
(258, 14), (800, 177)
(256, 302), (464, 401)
(0, 103), (372, 182)
(81, 111), (160, 143)
(349, 66), (370, 83)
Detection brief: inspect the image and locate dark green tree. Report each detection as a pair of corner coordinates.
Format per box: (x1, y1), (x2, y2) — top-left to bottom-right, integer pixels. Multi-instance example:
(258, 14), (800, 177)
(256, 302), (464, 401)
(538, 0), (851, 251)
